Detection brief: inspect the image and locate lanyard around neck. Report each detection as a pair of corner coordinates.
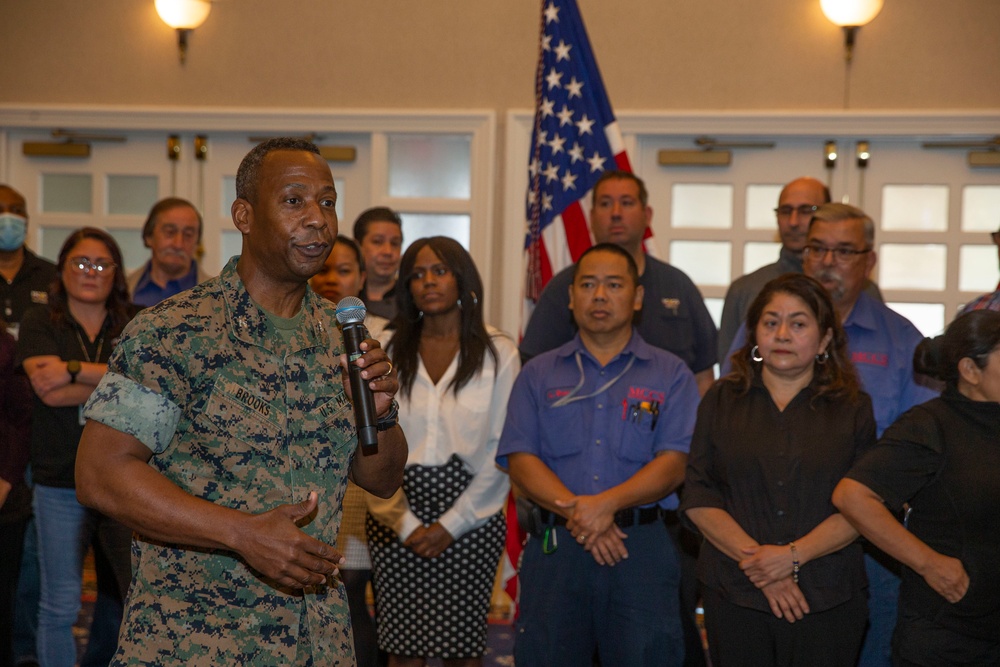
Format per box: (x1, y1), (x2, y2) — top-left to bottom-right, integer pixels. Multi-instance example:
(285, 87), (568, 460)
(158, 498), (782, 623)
(551, 350), (635, 408)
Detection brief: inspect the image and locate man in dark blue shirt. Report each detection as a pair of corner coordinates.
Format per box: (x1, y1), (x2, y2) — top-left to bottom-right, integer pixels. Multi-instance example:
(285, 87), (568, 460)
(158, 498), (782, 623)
(127, 198), (210, 307)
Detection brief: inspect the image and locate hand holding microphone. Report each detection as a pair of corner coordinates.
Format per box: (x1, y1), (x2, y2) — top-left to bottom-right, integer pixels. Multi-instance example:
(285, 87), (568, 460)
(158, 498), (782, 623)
(335, 297), (397, 449)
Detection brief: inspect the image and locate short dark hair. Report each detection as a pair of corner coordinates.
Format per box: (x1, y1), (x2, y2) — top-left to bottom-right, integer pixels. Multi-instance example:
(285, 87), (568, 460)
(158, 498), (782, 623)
(334, 234), (365, 273)
(727, 273), (861, 402)
(235, 137), (321, 204)
(573, 243), (640, 286)
(352, 207), (403, 243)
(142, 197), (203, 242)
(914, 309), (1000, 388)
(591, 170), (648, 208)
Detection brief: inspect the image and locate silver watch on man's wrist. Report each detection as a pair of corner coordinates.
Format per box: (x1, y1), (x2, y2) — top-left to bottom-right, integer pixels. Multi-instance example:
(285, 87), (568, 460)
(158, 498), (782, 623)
(376, 400), (399, 432)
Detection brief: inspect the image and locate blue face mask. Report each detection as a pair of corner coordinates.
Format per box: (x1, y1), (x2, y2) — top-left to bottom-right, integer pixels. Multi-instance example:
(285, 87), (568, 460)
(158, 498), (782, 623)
(0, 214), (27, 251)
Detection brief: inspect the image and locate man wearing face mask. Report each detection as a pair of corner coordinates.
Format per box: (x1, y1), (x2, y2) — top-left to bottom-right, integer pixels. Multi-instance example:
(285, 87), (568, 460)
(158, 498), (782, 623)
(0, 185), (57, 340)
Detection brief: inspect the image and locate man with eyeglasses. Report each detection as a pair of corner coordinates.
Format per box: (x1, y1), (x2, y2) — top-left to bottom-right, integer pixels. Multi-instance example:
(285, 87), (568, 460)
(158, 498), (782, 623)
(723, 203), (938, 667)
(127, 198), (211, 307)
(958, 224), (1000, 314)
(718, 177), (881, 362)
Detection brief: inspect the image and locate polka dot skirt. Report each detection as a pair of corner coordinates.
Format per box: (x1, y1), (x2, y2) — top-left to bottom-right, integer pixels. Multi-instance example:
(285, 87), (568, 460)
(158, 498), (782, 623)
(367, 454), (505, 659)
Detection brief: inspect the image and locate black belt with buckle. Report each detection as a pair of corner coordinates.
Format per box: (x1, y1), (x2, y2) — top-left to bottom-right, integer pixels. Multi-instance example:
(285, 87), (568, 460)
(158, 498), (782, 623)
(539, 506), (662, 530)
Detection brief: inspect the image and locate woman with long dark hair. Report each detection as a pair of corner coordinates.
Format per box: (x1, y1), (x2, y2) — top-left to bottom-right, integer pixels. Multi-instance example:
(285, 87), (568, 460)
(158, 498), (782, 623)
(16, 227), (136, 667)
(834, 309), (1000, 666)
(366, 236), (519, 667)
(681, 273), (875, 666)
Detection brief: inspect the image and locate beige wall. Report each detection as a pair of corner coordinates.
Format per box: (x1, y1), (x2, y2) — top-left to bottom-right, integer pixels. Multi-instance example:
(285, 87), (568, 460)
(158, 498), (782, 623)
(2, 0), (999, 111)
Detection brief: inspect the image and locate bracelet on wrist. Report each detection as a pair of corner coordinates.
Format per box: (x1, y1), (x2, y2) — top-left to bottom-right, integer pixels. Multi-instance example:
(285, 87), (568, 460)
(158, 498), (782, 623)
(376, 399), (399, 432)
(789, 541), (800, 583)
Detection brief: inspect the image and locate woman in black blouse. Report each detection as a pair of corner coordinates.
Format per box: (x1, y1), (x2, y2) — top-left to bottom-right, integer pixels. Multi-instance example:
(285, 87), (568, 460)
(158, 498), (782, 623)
(834, 309), (1000, 667)
(681, 274), (875, 667)
(18, 227), (136, 667)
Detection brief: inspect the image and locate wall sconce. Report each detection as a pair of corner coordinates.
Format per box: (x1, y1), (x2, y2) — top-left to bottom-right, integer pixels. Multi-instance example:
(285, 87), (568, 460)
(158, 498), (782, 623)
(824, 141), (838, 169)
(820, 0), (883, 62)
(155, 0), (212, 64)
(856, 141), (871, 168)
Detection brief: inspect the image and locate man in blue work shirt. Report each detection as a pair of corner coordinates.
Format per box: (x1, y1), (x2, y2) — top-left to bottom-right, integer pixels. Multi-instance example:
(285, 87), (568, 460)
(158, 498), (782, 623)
(127, 198), (211, 307)
(497, 243), (700, 667)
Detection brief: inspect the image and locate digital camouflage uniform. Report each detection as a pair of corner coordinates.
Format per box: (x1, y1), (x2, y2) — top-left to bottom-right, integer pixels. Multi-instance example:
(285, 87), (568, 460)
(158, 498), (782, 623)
(85, 257), (357, 666)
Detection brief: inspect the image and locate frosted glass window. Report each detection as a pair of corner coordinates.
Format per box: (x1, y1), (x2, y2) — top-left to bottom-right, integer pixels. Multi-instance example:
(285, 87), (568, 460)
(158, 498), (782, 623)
(745, 184), (783, 230)
(221, 177), (237, 217)
(388, 134), (471, 199)
(881, 185), (948, 232)
(221, 230), (242, 266)
(669, 240), (731, 286)
(334, 178), (345, 223)
(959, 245), (999, 292)
(399, 214), (471, 253)
(887, 302), (945, 338)
(743, 242), (781, 275)
(704, 296), (723, 330)
(41, 174), (92, 214)
(670, 184), (732, 229)
(107, 175), (158, 216)
(107, 229), (146, 272)
(961, 185), (1000, 232)
(878, 244), (947, 291)
(40, 227), (77, 262)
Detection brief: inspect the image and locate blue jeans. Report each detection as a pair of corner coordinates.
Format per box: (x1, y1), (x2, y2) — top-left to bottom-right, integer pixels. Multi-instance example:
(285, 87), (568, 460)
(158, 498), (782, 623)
(32, 485), (131, 667)
(858, 553), (900, 667)
(33, 485), (88, 667)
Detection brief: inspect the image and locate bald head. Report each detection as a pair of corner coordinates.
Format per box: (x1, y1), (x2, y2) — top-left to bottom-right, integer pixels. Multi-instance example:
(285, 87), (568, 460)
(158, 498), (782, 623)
(776, 177), (830, 253)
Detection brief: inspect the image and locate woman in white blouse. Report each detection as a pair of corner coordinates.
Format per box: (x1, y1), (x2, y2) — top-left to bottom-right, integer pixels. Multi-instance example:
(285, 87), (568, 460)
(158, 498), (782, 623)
(366, 236), (519, 667)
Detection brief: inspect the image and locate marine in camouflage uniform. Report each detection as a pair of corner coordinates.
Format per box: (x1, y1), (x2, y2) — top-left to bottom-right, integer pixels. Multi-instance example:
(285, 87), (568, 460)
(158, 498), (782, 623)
(85, 257), (356, 664)
(76, 138), (406, 666)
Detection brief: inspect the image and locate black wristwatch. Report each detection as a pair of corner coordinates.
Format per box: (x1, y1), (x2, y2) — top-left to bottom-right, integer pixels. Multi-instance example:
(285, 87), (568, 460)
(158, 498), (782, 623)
(66, 360), (81, 384)
(376, 400), (399, 432)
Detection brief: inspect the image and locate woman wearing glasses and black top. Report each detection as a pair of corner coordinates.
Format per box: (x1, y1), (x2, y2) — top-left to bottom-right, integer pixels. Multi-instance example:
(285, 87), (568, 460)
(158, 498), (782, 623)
(17, 227), (137, 667)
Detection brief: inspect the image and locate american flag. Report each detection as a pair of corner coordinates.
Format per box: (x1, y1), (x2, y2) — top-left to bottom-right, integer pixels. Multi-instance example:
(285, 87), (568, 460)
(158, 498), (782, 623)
(505, 0), (648, 615)
(523, 0), (643, 304)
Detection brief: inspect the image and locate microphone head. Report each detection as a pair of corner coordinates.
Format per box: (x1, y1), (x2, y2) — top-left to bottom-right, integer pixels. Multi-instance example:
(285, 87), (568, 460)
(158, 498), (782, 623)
(335, 296), (367, 325)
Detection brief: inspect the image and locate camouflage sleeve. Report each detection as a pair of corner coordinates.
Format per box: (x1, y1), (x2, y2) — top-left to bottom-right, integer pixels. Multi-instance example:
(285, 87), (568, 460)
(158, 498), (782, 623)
(84, 315), (186, 454)
(84, 372), (181, 454)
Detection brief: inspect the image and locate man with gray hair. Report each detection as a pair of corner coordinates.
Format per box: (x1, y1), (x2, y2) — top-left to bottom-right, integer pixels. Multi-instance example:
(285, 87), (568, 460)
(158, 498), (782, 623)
(127, 197), (211, 307)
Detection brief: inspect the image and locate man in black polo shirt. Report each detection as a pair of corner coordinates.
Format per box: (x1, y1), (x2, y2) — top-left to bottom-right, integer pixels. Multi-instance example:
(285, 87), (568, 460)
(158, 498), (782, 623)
(0, 184), (56, 339)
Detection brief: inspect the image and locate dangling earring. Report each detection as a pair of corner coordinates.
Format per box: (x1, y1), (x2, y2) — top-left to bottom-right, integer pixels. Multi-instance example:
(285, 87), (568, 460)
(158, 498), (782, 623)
(815, 350), (829, 364)
(470, 291), (479, 306)
(751, 345), (763, 362)
(416, 310), (424, 321)
(457, 298), (463, 310)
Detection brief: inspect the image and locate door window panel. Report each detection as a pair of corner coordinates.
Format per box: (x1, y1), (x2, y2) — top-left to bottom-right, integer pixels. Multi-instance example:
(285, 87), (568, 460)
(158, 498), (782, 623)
(881, 185), (949, 232)
(879, 244), (947, 291)
(41, 174), (92, 214)
(670, 184), (732, 229)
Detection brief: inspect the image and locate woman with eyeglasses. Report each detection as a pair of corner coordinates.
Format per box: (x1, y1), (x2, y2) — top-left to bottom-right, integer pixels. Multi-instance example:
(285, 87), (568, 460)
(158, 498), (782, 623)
(681, 274), (875, 666)
(16, 227), (137, 667)
(365, 236), (519, 667)
(834, 309), (1000, 667)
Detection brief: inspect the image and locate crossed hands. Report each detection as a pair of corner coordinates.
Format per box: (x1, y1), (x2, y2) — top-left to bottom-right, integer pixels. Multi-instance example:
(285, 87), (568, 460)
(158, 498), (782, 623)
(739, 544), (809, 623)
(554, 495), (629, 566)
(404, 522), (455, 559)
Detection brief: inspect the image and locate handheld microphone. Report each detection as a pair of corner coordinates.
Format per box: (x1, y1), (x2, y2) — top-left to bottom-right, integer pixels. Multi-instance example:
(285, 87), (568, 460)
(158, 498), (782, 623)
(335, 296), (379, 449)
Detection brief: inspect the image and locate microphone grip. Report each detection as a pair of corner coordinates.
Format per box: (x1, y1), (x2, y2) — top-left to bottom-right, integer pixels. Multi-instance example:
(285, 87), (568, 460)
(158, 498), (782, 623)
(341, 322), (379, 449)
